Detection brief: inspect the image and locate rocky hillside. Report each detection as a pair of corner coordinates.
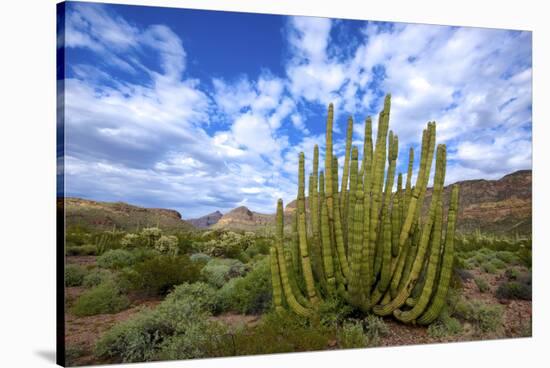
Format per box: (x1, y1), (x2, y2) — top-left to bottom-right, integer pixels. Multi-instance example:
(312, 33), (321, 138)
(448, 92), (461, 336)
(286, 170), (531, 235)
(423, 170), (531, 235)
(63, 197), (194, 231)
(187, 211), (223, 229)
(211, 206), (274, 232)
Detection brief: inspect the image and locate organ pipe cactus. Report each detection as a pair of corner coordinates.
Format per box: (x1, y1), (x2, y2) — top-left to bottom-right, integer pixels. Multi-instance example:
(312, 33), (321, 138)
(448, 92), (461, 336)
(270, 93), (459, 324)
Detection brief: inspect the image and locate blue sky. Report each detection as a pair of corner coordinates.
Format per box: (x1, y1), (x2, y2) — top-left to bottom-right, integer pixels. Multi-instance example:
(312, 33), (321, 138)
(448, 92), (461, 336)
(59, 1), (532, 218)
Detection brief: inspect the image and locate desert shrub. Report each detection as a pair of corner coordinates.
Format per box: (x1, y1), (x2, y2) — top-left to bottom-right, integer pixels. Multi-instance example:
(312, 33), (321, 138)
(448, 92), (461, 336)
(481, 261), (498, 274)
(82, 268), (112, 288)
(231, 310), (333, 355)
(201, 258), (248, 288)
(72, 281), (129, 317)
(317, 297), (354, 327)
(95, 282), (225, 363)
(97, 249), (136, 269)
(66, 244), (97, 256)
(490, 258), (507, 270)
(120, 233), (140, 249)
(474, 277), (490, 293)
(129, 247), (158, 262)
(200, 231), (255, 259)
(496, 281), (532, 300)
(65, 264), (87, 286)
(164, 282), (219, 314)
(453, 299), (503, 333)
(454, 268), (474, 282)
(190, 253), (211, 263)
(65, 344), (86, 366)
(139, 227), (162, 247)
(338, 321), (367, 349)
(505, 268), (521, 280)
(363, 314), (389, 346)
(427, 308), (462, 338)
(125, 255), (202, 296)
(216, 257), (271, 314)
(496, 251), (520, 264)
(154, 235), (179, 256)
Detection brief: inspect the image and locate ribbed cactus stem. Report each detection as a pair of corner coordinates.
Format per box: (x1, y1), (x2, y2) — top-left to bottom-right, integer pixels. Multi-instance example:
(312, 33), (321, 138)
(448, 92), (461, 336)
(297, 152), (318, 304)
(270, 247), (284, 313)
(373, 140), (444, 316)
(394, 180), (445, 323)
(392, 173), (403, 257)
(377, 132), (398, 292)
(418, 184), (459, 325)
(274, 199), (311, 317)
(368, 95), (391, 281)
(348, 150), (364, 307)
(332, 156), (350, 280)
(361, 117), (374, 307)
(341, 116), (354, 243)
(347, 146), (359, 257)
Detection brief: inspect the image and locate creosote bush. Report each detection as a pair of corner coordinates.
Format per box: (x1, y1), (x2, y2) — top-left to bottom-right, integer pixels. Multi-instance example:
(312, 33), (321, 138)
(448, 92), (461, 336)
(216, 257), (272, 314)
(82, 268), (113, 288)
(95, 282), (225, 363)
(453, 298), (503, 333)
(97, 249), (136, 269)
(72, 281), (129, 317)
(496, 281), (531, 301)
(201, 258), (248, 288)
(65, 264), (87, 287)
(124, 255), (202, 296)
(474, 277), (490, 293)
(338, 320), (368, 348)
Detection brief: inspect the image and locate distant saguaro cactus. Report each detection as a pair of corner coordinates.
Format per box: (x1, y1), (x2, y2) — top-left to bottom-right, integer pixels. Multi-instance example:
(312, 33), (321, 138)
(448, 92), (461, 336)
(269, 94), (459, 324)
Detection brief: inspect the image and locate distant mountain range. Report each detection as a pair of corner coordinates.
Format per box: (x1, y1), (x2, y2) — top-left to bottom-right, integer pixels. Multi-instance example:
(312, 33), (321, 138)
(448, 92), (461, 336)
(63, 170), (531, 235)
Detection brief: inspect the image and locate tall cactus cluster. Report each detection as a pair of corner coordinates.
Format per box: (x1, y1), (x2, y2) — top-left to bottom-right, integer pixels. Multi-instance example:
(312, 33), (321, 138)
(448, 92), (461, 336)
(269, 94), (460, 324)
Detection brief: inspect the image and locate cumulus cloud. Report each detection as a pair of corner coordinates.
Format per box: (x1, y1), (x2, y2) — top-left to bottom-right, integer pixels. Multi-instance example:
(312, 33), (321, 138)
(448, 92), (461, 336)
(61, 3), (531, 218)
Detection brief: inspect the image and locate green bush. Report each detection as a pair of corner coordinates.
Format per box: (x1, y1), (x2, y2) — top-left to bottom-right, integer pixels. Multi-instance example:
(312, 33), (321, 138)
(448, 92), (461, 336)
(505, 268), (521, 280)
(317, 297), (354, 327)
(200, 231), (254, 258)
(154, 235), (179, 256)
(139, 227), (162, 247)
(363, 314), (389, 346)
(190, 253), (211, 263)
(66, 244), (97, 256)
(481, 261), (498, 274)
(496, 251), (520, 264)
(72, 281), (129, 316)
(216, 257), (272, 314)
(427, 308), (462, 338)
(120, 233), (140, 249)
(95, 282), (226, 363)
(474, 277), (490, 293)
(125, 255), (202, 296)
(453, 299), (503, 333)
(82, 268), (112, 288)
(97, 249), (136, 269)
(496, 281), (531, 300)
(65, 264), (87, 287)
(490, 258), (507, 270)
(201, 258), (248, 288)
(338, 321), (367, 349)
(230, 310), (333, 355)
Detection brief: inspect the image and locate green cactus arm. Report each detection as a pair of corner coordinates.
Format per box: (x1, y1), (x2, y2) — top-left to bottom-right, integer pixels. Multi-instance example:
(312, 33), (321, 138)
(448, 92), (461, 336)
(368, 98), (391, 282)
(320, 190), (336, 295)
(341, 116), (354, 239)
(372, 140), (443, 316)
(332, 156), (350, 280)
(361, 117), (374, 305)
(392, 178), (402, 258)
(297, 152), (319, 304)
(394, 190), (445, 323)
(417, 184), (459, 325)
(347, 146), (359, 258)
(274, 199), (312, 317)
(269, 247), (284, 312)
(348, 163), (365, 307)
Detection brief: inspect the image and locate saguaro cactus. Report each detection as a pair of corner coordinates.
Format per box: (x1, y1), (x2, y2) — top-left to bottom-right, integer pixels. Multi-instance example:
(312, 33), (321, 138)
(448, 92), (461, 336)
(270, 93), (459, 325)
